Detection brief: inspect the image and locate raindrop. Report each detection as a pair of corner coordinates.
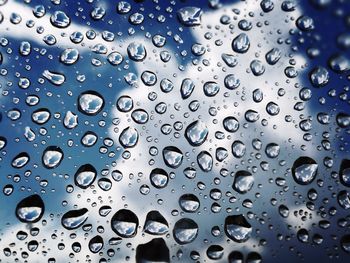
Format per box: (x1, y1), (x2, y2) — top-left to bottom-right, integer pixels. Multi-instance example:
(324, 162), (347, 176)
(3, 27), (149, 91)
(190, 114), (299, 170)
(74, 164), (97, 189)
(61, 208), (88, 230)
(173, 218), (198, 244)
(292, 156), (318, 185)
(42, 146), (64, 169)
(225, 214), (252, 242)
(111, 209), (139, 238)
(16, 195), (44, 223)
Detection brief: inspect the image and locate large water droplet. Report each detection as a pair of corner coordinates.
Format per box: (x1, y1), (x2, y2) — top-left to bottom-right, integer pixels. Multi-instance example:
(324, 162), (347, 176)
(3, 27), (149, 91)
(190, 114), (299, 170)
(163, 146), (183, 169)
(177, 7), (202, 26)
(173, 218), (198, 244)
(42, 146), (64, 169)
(74, 164), (97, 189)
(61, 208), (89, 230)
(78, 91), (104, 116)
(292, 157), (318, 185)
(119, 127), (139, 148)
(232, 33), (250, 53)
(185, 120), (208, 146)
(111, 209), (139, 238)
(16, 195), (44, 223)
(225, 215), (252, 242)
(144, 211), (169, 235)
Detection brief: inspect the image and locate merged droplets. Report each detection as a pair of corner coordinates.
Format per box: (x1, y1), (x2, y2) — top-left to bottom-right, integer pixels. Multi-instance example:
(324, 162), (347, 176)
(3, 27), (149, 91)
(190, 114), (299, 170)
(42, 70), (65, 86)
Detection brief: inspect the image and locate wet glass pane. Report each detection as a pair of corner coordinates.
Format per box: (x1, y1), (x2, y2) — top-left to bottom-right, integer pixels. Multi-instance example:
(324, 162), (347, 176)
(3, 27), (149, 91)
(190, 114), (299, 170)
(0, 0), (350, 262)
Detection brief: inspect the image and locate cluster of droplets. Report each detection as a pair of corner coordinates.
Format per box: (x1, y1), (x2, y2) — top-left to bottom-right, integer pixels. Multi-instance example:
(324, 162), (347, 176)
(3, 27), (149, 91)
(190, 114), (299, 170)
(0, 0), (350, 262)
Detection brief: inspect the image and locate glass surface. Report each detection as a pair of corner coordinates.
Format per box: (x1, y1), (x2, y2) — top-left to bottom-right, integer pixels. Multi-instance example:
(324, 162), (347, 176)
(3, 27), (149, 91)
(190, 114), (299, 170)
(0, 0), (350, 262)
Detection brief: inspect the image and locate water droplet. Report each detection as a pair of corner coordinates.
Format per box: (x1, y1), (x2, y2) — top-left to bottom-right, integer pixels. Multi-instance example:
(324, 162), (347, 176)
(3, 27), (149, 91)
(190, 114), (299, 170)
(163, 146), (183, 169)
(232, 33), (250, 53)
(78, 91), (104, 115)
(233, 170), (254, 194)
(225, 214), (252, 242)
(185, 120), (208, 146)
(292, 157), (318, 185)
(119, 127), (139, 148)
(127, 42), (147, 62)
(61, 208), (89, 230)
(173, 218), (198, 244)
(42, 146), (64, 169)
(179, 194), (200, 213)
(150, 168), (169, 189)
(74, 164), (97, 189)
(16, 195), (44, 223)
(111, 209), (139, 238)
(177, 7), (202, 26)
(50, 11), (70, 28)
(144, 211), (169, 235)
